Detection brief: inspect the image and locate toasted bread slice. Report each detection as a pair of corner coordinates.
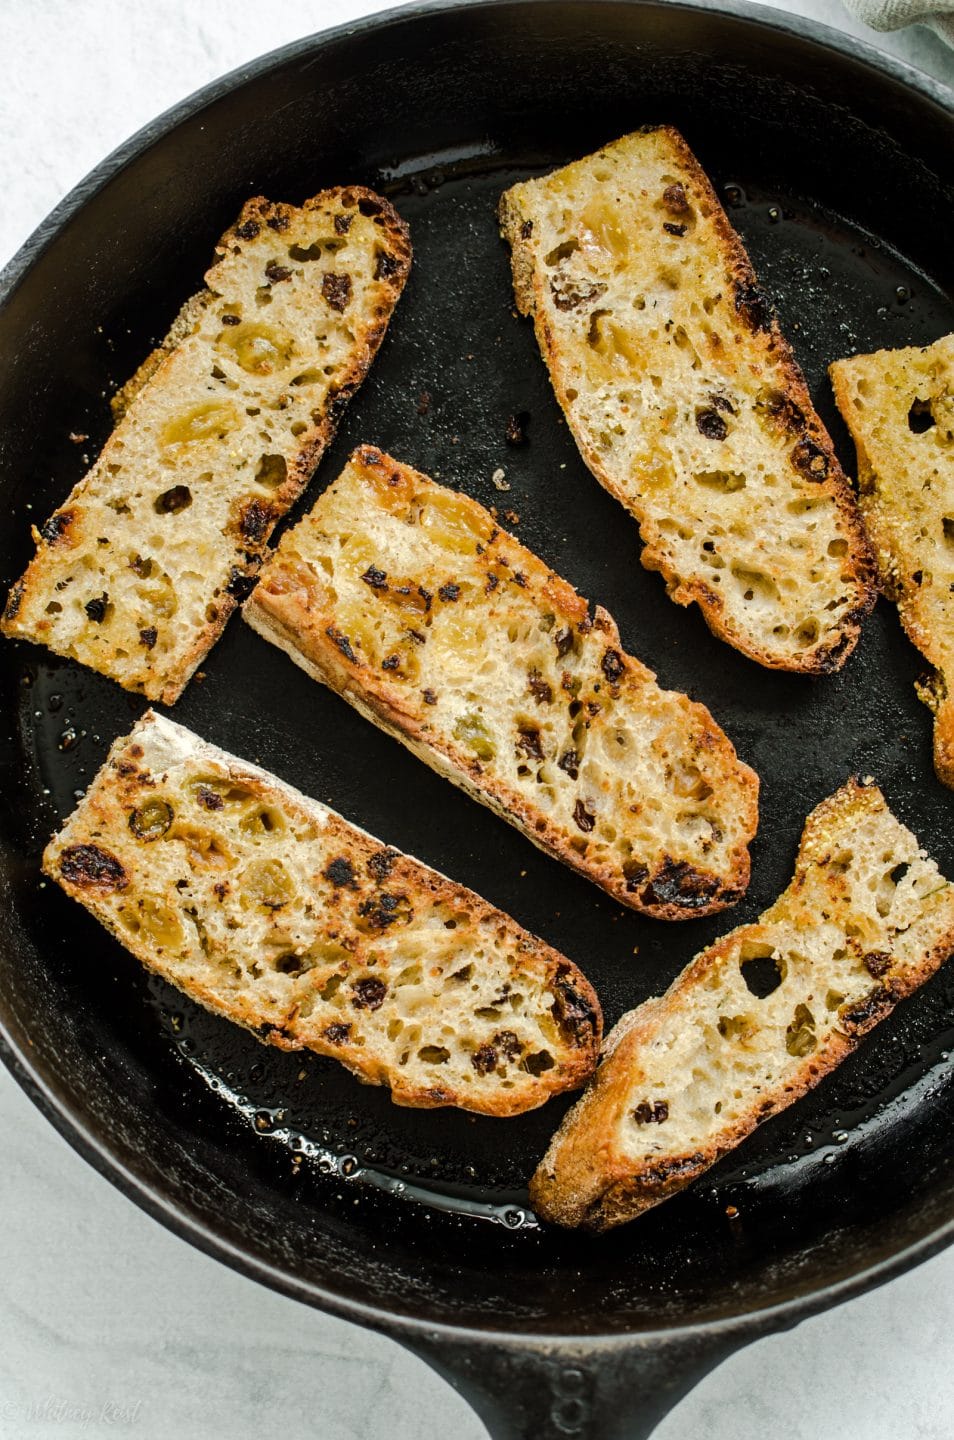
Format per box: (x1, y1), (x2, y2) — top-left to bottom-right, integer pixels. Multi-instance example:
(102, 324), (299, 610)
(830, 335), (954, 785)
(44, 712), (601, 1115)
(531, 779), (954, 1228)
(1, 188), (411, 703)
(244, 446), (759, 920)
(499, 127), (874, 673)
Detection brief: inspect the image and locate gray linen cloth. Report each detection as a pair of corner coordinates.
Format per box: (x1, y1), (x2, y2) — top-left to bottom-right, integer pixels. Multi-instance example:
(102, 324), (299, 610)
(842, 0), (954, 44)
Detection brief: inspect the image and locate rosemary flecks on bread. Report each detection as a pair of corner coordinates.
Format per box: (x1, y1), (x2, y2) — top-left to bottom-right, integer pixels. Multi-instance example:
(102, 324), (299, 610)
(244, 445), (759, 920)
(830, 334), (954, 786)
(531, 779), (954, 1229)
(1, 188), (411, 703)
(44, 712), (601, 1116)
(499, 127), (874, 672)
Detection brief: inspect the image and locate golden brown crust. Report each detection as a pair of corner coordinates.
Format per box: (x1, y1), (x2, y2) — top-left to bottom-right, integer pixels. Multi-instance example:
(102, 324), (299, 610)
(245, 445), (759, 921)
(531, 779), (954, 1228)
(43, 712), (601, 1116)
(1, 188), (411, 704)
(499, 126), (876, 674)
(935, 699), (954, 789)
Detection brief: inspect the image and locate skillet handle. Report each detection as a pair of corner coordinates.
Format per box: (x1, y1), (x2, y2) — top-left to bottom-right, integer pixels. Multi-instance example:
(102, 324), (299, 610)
(397, 1329), (741, 1440)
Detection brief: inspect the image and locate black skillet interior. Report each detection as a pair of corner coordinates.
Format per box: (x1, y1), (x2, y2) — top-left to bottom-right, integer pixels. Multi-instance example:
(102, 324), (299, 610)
(1, 0), (953, 1338)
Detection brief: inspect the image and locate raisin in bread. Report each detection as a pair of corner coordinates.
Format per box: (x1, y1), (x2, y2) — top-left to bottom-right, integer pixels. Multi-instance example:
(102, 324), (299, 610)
(531, 779), (954, 1228)
(830, 334), (954, 786)
(2, 188), (411, 703)
(44, 712), (601, 1115)
(499, 127), (875, 672)
(244, 445), (759, 920)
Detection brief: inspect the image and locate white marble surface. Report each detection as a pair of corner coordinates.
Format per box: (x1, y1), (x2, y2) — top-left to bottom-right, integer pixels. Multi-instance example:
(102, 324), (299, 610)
(1, 3), (953, 1437)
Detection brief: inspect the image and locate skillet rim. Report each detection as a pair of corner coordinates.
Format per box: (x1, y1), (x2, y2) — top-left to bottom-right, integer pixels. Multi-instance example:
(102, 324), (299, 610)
(0, 0), (953, 1350)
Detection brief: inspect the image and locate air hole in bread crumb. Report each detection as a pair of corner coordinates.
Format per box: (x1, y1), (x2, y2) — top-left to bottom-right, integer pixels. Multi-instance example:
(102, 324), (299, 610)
(718, 1013), (757, 1042)
(255, 454), (288, 489)
(731, 566), (777, 605)
(740, 948), (783, 997)
(154, 486), (192, 515)
(908, 399), (935, 433)
(587, 308), (611, 346)
(544, 239), (580, 266)
(274, 953), (307, 976)
(240, 806), (285, 836)
(418, 1045), (450, 1064)
(288, 242), (324, 262)
(786, 1004), (816, 1056)
(693, 470), (745, 494)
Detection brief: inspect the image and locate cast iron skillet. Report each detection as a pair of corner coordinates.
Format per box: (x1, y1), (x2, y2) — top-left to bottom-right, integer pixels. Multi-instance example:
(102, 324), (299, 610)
(1, 1), (952, 1435)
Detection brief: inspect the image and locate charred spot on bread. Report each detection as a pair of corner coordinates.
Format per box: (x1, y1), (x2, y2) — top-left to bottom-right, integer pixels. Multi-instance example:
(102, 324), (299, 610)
(60, 843), (128, 891)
